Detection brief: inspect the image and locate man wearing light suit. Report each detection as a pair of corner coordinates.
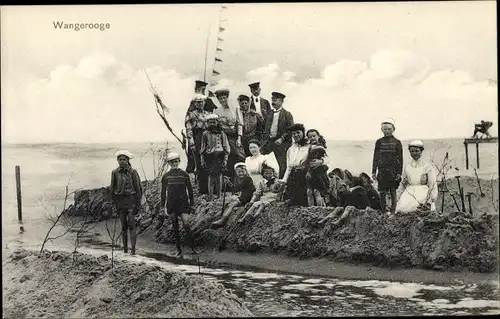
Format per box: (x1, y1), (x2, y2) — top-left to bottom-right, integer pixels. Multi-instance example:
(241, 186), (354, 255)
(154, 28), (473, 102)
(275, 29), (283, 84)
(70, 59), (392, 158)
(261, 91), (294, 179)
(249, 82), (273, 119)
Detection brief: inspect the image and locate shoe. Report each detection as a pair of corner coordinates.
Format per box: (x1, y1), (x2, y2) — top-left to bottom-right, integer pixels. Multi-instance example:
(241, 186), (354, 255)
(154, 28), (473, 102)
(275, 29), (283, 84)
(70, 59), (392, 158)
(130, 249), (136, 256)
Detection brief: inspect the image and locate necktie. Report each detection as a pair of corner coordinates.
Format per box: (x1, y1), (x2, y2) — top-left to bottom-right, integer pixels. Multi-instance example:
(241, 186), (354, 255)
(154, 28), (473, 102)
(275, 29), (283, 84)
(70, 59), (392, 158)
(255, 98), (259, 103)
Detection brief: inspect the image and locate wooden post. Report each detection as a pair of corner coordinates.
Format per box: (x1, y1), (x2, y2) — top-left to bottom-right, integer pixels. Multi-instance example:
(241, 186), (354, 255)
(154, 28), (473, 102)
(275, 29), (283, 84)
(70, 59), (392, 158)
(475, 143), (480, 169)
(15, 166), (25, 232)
(464, 142), (469, 170)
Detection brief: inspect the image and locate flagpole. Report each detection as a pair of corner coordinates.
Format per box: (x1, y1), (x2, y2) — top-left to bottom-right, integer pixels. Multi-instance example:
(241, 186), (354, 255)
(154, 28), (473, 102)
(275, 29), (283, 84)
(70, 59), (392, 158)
(203, 22), (212, 82)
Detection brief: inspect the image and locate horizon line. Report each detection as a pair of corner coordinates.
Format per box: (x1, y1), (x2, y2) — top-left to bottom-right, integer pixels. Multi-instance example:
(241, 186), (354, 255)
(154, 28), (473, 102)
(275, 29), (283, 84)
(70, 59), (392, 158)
(1, 136), (478, 146)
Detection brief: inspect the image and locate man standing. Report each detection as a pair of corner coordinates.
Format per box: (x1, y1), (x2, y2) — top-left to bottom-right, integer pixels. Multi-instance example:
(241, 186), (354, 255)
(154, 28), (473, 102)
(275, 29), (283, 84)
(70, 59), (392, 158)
(262, 92), (294, 179)
(186, 80), (217, 174)
(213, 89), (246, 179)
(238, 94), (265, 156)
(187, 80), (218, 113)
(185, 94), (211, 194)
(249, 82), (272, 119)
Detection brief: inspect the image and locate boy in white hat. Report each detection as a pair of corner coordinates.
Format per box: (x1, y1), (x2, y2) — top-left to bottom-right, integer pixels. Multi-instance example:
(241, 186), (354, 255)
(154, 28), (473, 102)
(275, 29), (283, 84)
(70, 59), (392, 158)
(110, 150), (142, 255)
(371, 118), (403, 214)
(211, 162), (255, 228)
(160, 152), (198, 257)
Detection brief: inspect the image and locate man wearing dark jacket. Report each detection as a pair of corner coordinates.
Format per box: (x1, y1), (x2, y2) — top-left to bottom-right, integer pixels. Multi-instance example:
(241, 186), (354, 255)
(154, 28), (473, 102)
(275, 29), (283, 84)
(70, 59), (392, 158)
(261, 91), (294, 179)
(249, 82), (272, 119)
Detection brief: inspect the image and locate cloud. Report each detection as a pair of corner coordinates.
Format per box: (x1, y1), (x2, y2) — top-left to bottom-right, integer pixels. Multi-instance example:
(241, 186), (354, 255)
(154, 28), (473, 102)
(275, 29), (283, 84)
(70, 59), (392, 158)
(2, 50), (497, 144)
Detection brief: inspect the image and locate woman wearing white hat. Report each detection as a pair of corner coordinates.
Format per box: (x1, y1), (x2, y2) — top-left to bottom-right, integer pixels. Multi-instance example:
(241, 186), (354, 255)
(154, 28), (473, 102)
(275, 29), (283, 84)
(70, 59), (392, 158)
(110, 150), (143, 255)
(395, 140), (438, 213)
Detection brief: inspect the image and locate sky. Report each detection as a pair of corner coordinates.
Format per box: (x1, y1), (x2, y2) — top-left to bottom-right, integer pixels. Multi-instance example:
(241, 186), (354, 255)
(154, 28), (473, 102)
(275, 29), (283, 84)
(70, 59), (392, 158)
(1, 2), (497, 144)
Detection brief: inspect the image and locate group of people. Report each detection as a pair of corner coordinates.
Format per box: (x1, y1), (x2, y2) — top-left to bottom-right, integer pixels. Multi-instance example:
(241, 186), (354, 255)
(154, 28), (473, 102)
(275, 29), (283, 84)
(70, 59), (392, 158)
(109, 80), (439, 257)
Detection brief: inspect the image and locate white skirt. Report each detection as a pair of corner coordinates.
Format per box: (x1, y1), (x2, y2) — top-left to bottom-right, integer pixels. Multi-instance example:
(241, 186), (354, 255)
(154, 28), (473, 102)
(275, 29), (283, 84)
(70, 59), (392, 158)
(396, 185), (431, 213)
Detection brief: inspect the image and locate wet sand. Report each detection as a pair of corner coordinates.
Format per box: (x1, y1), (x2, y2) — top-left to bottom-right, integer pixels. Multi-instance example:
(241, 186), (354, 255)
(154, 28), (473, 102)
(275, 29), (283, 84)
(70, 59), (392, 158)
(86, 221), (498, 286)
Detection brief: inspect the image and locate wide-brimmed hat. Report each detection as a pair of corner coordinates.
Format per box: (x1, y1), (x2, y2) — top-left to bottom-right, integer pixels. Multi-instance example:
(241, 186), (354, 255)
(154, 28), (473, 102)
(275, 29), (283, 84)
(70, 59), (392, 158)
(166, 152), (181, 162)
(234, 162), (246, 170)
(115, 150), (134, 159)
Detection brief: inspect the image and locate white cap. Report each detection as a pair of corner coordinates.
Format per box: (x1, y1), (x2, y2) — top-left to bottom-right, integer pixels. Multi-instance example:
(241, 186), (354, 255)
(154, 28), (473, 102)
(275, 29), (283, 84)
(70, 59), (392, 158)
(166, 152), (181, 162)
(115, 150), (134, 159)
(381, 118), (395, 126)
(234, 162), (246, 170)
(206, 113), (219, 120)
(409, 140), (424, 148)
(192, 93), (207, 101)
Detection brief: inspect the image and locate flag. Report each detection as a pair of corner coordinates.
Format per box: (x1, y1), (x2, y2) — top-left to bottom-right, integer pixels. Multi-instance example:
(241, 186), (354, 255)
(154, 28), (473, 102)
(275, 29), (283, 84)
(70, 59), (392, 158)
(213, 70), (220, 76)
(215, 57), (223, 62)
(216, 47), (223, 52)
(219, 27), (225, 32)
(217, 37), (224, 42)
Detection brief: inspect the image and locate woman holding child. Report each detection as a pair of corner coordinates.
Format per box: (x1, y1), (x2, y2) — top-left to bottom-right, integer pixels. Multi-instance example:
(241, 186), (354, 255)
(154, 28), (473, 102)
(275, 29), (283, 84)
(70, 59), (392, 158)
(396, 140), (438, 213)
(281, 124), (326, 207)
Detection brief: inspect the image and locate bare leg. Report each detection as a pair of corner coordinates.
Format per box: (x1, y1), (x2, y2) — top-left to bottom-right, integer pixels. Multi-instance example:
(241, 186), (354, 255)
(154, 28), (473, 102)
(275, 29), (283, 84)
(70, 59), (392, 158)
(128, 208), (137, 255)
(170, 213), (182, 255)
(390, 188), (397, 213)
(379, 191), (388, 213)
(212, 200), (239, 227)
(314, 189), (325, 207)
(239, 202), (259, 223)
(119, 209), (128, 253)
(318, 206), (344, 224)
(252, 203), (266, 219)
(333, 206), (355, 226)
(307, 188), (315, 207)
(181, 213), (198, 254)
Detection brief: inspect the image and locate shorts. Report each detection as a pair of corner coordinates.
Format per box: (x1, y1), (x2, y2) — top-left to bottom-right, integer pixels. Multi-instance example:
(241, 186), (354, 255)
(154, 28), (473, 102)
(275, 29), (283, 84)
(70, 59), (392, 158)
(377, 167), (401, 191)
(166, 199), (191, 215)
(115, 194), (139, 213)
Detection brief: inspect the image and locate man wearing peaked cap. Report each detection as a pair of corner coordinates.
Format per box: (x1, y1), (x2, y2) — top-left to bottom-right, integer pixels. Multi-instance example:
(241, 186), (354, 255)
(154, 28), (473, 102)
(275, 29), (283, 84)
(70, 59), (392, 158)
(271, 91), (286, 100)
(187, 80), (217, 113)
(261, 90), (294, 178)
(238, 93), (265, 156)
(248, 82), (272, 119)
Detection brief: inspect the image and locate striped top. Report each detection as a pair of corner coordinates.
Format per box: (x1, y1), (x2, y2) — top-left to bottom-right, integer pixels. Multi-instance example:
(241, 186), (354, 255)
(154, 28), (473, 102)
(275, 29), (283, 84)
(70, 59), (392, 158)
(160, 168), (193, 207)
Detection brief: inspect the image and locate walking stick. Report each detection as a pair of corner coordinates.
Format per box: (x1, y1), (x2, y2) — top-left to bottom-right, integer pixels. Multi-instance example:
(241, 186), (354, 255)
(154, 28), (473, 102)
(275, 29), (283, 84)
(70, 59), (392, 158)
(454, 176), (466, 212)
(450, 193), (461, 212)
(221, 177), (227, 217)
(474, 168), (486, 197)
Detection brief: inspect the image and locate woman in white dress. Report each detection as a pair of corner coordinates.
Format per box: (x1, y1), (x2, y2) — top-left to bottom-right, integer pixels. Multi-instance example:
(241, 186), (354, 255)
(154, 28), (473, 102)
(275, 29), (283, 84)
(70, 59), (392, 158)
(244, 139), (280, 188)
(396, 140), (438, 213)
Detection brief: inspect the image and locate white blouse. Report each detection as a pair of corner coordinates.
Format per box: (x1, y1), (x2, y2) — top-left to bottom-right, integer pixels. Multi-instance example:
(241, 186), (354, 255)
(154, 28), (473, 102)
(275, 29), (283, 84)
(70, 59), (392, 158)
(245, 153), (280, 188)
(282, 142), (310, 183)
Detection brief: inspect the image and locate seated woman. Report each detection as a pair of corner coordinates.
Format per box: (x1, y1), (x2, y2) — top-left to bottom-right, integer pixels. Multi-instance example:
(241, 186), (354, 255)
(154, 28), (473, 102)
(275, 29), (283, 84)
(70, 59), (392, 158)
(359, 172), (382, 211)
(244, 139), (280, 189)
(211, 162), (255, 228)
(239, 164), (282, 223)
(396, 140), (438, 213)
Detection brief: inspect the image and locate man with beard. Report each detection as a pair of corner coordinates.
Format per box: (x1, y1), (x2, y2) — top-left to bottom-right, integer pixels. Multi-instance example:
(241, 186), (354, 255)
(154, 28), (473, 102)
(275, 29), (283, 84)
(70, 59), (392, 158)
(213, 88), (245, 179)
(261, 92), (294, 179)
(249, 82), (272, 119)
(238, 94), (265, 156)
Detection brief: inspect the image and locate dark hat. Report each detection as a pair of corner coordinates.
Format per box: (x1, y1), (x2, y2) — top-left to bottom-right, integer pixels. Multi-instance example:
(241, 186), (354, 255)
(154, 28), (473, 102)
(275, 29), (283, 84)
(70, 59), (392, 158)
(195, 80), (208, 90)
(214, 88), (230, 97)
(287, 123), (305, 133)
(271, 91), (286, 99)
(248, 82), (260, 90)
(208, 90), (215, 98)
(237, 94), (250, 101)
